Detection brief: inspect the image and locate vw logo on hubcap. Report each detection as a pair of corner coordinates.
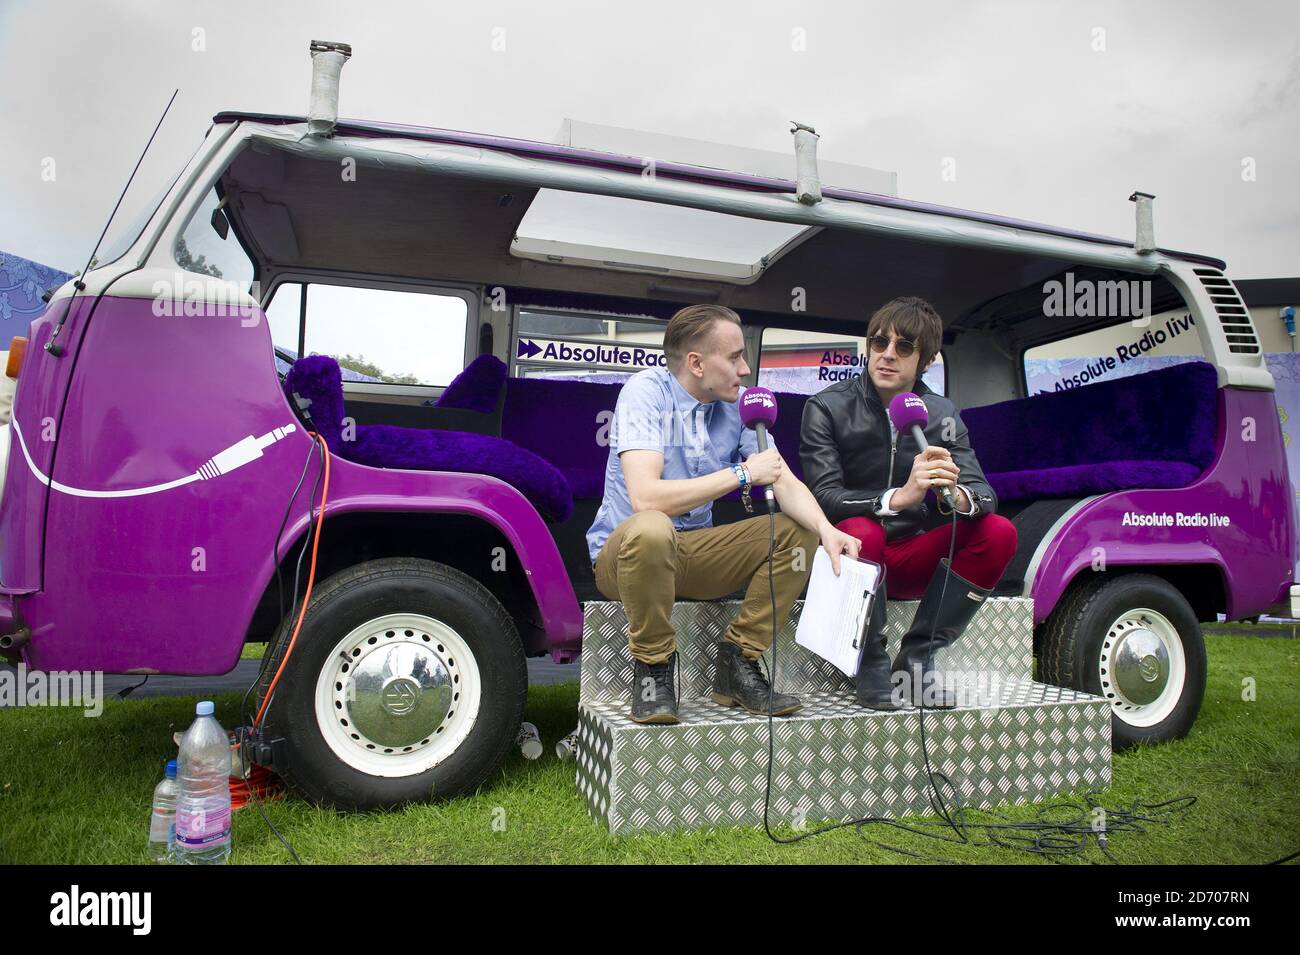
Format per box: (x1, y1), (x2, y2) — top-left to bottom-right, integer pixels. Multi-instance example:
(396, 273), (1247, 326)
(1138, 654), (1161, 683)
(381, 676), (421, 716)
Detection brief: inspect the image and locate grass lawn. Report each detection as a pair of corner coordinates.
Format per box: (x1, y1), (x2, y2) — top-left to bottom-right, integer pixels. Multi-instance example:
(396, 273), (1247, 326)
(2, 628), (1296, 864)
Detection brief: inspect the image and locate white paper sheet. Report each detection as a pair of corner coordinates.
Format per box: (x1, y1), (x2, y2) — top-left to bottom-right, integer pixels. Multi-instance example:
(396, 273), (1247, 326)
(794, 549), (883, 677)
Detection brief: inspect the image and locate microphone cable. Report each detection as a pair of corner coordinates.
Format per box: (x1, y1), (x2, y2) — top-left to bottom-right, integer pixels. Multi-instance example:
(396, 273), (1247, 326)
(760, 505), (962, 847)
(758, 503), (1197, 861)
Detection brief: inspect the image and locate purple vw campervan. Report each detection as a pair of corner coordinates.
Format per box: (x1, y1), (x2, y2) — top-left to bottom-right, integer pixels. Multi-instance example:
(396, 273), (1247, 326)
(2, 45), (1293, 809)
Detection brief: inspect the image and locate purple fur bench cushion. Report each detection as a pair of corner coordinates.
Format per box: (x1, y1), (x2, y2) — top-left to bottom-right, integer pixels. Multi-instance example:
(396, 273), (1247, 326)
(987, 460), (1206, 503)
(965, 361), (1218, 504)
(501, 361), (1217, 508)
(433, 354), (507, 414)
(285, 356), (573, 522)
(503, 378), (622, 499)
(502, 377), (810, 500)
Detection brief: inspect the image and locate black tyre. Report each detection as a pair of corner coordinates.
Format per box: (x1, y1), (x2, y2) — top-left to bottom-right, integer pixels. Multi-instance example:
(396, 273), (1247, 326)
(1038, 573), (1207, 749)
(259, 557), (527, 809)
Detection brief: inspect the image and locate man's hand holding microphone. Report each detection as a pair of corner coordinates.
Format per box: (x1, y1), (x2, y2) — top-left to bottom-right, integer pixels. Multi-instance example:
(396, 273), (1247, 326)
(891, 446), (963, 510)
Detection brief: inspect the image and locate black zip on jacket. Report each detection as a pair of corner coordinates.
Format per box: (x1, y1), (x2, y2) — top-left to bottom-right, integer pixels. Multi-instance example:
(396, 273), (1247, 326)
(799, 372), (998, 540)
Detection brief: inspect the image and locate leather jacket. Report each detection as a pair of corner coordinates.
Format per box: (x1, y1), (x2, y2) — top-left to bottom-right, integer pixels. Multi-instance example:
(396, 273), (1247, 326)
(799, 374), (998, 540)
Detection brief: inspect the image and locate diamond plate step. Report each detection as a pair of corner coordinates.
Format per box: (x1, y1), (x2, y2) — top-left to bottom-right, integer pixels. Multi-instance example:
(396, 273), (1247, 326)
(576, 681), (1111, 834)
(575, 598), (1111, 834)
(581, 598), (1034, 707)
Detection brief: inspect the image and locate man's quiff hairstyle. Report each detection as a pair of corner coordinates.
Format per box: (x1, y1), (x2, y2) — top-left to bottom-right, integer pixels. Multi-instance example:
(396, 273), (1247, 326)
(663, 305), (742, 371)
(866, 296), (943, 372)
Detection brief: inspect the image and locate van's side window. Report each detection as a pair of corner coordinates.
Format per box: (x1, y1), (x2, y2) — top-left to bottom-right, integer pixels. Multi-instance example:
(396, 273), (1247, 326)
(1023, 313), (1205, 395)
(513, 309), (667, 383)
(174, 187), (255, 291)
(758, 327), (945, 396)
(266, 282), (469, 386)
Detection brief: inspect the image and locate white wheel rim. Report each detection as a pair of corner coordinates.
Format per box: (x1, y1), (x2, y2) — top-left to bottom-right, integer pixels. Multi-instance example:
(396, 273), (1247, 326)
(1098, 606), (1186, 728)
(314, 613), (482, 777)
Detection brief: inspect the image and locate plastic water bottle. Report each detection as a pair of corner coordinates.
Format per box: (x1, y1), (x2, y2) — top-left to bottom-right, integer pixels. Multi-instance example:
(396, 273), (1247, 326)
(174, 701), (232, 864)
(147, 759), (179, 863)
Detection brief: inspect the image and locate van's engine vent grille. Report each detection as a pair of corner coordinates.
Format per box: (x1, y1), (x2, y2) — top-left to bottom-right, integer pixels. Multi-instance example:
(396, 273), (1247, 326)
(1194, 268), (1260, 355)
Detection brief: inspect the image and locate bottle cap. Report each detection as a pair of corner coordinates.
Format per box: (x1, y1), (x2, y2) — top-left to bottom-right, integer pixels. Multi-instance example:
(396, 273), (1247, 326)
(196, 700), (215, 717)
(165, 759), (177, 778)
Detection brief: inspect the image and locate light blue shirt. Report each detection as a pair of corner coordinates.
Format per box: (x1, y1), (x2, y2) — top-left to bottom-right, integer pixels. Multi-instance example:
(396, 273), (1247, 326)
(587, 368), (762, 565)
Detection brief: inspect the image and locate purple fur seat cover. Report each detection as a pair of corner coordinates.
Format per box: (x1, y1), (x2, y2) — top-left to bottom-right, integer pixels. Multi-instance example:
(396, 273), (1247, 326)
(502, 378), (812, 500)
(502, 361), (1218, 507)
(433, 354), (507, 414)
(285, 356), (573, 522)
(964, 361), (1218, 503)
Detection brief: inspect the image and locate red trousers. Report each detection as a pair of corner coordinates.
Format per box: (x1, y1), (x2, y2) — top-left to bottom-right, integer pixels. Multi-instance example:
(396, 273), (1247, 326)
(836, 513), (1018, 598)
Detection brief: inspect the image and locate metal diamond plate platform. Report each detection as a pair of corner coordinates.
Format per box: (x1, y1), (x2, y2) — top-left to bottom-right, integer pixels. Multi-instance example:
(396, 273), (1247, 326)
(581, 598), (1035, 706)
(576, 599), (1111, 834)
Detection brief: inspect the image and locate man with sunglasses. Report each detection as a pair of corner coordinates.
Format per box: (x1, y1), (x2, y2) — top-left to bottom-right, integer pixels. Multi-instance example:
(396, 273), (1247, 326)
(800, 296), (1017, 710)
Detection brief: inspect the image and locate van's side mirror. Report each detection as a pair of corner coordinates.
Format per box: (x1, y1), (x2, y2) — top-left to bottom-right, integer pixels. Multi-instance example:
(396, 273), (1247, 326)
(211, 207), (230, 241)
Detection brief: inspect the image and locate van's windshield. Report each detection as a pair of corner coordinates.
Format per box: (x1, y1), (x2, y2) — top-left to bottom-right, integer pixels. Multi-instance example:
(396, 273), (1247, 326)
(93, 178), (177, 270)
(93, 131), (204, 271)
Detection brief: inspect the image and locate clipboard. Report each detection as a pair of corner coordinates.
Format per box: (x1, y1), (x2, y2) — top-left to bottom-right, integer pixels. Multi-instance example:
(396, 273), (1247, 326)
(794, 549), (884, 677)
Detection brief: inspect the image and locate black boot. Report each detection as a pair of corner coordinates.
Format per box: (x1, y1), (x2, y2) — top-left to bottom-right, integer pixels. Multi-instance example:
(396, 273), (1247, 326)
(855, 580), (902, 711)
(630, 652), (679, 724)
(891, 558), (992, 709)
(711, 641), (802, 716)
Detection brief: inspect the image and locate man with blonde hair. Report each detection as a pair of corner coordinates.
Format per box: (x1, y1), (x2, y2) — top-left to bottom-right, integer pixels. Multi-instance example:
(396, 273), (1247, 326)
(588, 304), (861, 724)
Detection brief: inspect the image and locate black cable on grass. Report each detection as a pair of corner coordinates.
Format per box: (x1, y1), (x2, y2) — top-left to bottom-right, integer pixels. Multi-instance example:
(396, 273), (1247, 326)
(759, 507), (1198, 862)
(116, 674), (149, 699)
(243, 757), (303, 866)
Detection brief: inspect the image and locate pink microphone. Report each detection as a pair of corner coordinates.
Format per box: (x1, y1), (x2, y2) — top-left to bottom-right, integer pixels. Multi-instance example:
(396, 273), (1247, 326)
(887, 392), (955, 509)
(739, 387), (779, 507)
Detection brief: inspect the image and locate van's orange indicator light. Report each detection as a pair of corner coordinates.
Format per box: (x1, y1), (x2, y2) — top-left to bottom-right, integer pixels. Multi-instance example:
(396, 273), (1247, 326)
(6, 336), (27, 379)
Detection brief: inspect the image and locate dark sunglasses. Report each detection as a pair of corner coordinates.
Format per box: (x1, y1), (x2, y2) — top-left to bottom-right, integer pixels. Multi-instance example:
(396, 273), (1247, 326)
(868, 334), (917, 358)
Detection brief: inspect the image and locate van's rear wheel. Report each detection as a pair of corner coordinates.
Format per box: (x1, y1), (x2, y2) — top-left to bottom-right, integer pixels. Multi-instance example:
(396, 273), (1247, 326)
(259, 558), (526, 809)
(1038, 573), (1206, 749)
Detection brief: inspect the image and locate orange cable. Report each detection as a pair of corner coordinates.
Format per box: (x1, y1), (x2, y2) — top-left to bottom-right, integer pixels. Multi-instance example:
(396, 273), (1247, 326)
(254, 432), (330, 729)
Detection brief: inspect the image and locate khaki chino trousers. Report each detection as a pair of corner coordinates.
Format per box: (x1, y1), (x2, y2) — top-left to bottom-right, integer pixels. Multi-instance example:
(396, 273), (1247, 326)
(593, 510), (818, 664)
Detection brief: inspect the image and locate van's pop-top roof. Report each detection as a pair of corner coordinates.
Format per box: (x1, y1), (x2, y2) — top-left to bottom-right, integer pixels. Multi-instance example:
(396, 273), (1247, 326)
(212, 110), (1225, 271)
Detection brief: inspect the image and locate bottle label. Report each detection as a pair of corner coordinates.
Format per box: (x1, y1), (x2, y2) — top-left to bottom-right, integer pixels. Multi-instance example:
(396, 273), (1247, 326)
(175, 804), (231, 847)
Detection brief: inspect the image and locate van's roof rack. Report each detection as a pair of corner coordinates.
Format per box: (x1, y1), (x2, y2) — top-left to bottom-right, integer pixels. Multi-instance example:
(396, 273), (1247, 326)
(210, 110), (1227, 271)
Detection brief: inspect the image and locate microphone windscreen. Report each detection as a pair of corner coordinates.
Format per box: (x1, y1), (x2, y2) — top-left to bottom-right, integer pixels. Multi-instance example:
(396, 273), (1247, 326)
(739, 387), (779, 430)
(887, 392), (929, 432)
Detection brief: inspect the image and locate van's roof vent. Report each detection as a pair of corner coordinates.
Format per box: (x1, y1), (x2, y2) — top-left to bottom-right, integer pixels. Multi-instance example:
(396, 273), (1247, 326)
(1194, 268), (1261, 355)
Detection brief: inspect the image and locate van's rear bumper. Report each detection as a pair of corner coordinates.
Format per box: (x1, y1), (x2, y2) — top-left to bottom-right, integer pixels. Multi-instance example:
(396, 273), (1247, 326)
(1291, 584), (1300, 619)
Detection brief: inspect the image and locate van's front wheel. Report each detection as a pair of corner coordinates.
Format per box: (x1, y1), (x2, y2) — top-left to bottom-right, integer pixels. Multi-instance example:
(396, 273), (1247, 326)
(1038, 573), (1207, 749)
(259, 558), (527, 809)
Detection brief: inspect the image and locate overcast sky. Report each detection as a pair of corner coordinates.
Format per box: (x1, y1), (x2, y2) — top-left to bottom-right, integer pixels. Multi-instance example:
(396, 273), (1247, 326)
(2, 0), (1296, 278)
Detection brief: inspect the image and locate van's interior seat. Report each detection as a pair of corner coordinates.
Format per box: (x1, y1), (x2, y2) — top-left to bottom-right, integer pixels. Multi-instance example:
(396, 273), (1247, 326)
(283, 355), (573, 522)
(337, 353), (509, 436)
(501, 378), (811, 501)
(490, 363), (1217, 601)
(499, 376), (810, 600)
(492, 361), (1216, 515)
(964, 361), (1219, 504)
